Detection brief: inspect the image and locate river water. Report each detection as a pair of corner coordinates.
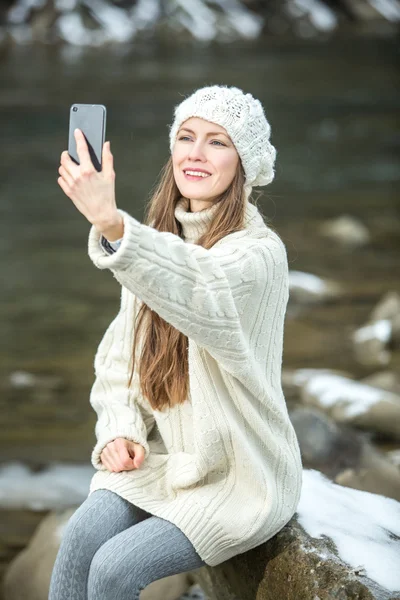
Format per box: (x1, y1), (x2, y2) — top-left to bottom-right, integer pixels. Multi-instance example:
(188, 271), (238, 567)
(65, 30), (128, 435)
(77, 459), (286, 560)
(0, 34), (399, 590)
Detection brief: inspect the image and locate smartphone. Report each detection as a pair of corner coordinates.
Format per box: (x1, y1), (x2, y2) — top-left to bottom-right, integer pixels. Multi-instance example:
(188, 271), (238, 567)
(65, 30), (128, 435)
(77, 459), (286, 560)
(68, 104), (107, 172)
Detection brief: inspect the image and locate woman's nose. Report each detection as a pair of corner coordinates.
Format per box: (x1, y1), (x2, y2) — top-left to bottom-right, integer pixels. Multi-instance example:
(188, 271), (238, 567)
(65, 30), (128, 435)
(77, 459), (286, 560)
(187, 141), (207, 161)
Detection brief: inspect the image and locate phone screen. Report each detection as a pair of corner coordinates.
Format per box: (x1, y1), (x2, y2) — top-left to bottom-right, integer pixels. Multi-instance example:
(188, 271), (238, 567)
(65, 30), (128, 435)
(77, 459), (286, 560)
(68, 104), (107, 172)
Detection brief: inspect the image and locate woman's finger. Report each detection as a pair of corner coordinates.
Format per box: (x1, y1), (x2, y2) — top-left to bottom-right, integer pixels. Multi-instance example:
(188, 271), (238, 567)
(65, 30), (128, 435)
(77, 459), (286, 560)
(60, 150), (79, 179)
(132, 443), (145, 468)
(100, 454), (111, 471)
(74, 128), (94, 174)
(57, 176), (72, 198)
(102, 446), (121, 472)
(101, 141), (115, 180)
(114, 439), (136, 470)
(58, 165), (74, 188)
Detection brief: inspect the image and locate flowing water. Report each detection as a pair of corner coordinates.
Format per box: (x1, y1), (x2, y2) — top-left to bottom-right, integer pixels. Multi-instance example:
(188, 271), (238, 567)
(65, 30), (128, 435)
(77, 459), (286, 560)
(0, 35), (399, 589)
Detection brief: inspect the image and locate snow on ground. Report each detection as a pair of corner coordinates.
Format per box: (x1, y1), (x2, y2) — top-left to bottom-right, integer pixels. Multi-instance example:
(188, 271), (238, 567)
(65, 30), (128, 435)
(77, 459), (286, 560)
(352, 319), (392, 344)
(0, 461), (93, 510)
(298, 469), (400, 591)
(289, 270), (329, 295)
(303, 372), (400, 418)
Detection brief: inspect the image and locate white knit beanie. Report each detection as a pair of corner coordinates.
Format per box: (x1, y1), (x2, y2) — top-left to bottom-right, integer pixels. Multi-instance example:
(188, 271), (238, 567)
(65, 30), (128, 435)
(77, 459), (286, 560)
(168, 85), (277, 199)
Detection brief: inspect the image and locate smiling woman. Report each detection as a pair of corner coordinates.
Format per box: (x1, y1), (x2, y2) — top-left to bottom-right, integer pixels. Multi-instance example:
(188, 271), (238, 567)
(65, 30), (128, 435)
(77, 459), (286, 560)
(50, 85), (302, 600)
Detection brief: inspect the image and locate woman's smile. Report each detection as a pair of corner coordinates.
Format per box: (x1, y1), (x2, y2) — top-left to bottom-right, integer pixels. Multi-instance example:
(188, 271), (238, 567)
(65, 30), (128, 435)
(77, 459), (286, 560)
(183, 169), (212, 181)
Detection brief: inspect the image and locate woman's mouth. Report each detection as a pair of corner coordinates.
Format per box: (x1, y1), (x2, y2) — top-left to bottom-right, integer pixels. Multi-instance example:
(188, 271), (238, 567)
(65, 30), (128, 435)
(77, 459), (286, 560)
(183, 170), (212, 181)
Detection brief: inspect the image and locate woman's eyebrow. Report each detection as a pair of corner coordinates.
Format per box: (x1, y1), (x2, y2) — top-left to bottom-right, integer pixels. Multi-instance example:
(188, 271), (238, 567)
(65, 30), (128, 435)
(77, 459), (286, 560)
(178, 127), (229, 139)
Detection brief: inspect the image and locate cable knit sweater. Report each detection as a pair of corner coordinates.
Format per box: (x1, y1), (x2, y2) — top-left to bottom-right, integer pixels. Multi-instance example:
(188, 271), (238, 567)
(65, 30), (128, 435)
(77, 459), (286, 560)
(87, 196), (303, 567)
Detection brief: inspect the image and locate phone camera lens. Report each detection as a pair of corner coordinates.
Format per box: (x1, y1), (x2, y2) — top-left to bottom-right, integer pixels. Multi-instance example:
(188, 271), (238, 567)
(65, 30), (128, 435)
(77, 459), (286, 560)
(73, 107), (78, 112)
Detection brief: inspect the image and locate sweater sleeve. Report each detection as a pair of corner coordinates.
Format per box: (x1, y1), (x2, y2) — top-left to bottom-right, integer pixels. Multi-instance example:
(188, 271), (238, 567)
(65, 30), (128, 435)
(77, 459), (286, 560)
(89, 284), (155, 471)
(88, 208), (277, 375)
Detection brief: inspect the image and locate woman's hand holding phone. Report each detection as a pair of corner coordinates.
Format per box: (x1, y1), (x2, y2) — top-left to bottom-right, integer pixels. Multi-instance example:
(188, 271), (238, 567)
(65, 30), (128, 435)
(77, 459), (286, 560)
(100, 438), (146, 472)
(58, 128), (122, 236)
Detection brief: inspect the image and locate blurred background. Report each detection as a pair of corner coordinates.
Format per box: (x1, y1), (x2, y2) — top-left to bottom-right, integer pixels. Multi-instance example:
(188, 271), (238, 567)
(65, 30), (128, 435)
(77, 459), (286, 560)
(0, 1), (399, 599)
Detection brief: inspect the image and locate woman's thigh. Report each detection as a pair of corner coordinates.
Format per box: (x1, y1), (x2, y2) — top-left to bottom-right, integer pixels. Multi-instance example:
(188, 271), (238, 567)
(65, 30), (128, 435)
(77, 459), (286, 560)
(49, 489), (151, 600)
(87, 514), (207, 600)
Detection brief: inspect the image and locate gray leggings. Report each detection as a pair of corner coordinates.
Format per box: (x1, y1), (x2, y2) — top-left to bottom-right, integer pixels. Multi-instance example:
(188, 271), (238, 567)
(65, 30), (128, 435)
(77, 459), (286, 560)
(48, 489), (206, 600)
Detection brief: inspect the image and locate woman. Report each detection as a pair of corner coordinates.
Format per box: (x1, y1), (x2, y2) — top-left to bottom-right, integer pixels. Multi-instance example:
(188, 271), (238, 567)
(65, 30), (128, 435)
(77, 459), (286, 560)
(50, 85), (303, 600)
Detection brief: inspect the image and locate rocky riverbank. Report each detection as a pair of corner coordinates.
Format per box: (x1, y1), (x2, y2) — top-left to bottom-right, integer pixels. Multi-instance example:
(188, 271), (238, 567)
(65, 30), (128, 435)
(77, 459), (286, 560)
(0, 0), (399, 51)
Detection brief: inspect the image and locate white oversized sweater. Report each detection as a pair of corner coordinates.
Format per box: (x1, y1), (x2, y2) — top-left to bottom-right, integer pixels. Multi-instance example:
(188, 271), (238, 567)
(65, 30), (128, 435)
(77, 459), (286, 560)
(87, 196), (303, 567)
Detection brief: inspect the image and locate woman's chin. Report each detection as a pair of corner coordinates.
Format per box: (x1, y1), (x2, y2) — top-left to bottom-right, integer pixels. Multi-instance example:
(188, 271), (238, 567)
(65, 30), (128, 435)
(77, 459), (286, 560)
(179, 187), (212, 201)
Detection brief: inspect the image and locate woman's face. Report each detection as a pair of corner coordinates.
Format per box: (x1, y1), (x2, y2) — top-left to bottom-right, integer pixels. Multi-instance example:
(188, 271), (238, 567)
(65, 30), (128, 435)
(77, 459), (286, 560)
(172, 117), (239, 203)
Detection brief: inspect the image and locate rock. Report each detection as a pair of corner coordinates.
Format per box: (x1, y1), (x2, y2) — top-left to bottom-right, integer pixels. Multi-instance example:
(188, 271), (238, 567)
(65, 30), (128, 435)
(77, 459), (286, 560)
(289, 406), (364, 477)
(351, 292), (400, 367)
(189, 470), (400, 599)
(370, 292), (400, 346)
(354, 442), (400, 501)
(7, 370), (66, 392)
(335, 464), (400, 502)
(340, 0), (387, 21)
(361, 370), (400, 395)
(3, 370), (67, 407)
(3, 508), (193, 600)
(288, 270), (342, 304)
(386, 449), (400, 469)
(30, 0), (57, 42)
(289, 406), (400, 500)
(283, 367), (353, 399)
(3, 508), (75, 600)
(2, 0), (399, 47)
(178, 583), (207, 599)
(318, 214), (371, 246)
(352, 319), (392, 367)
(300, 373), (400, 439)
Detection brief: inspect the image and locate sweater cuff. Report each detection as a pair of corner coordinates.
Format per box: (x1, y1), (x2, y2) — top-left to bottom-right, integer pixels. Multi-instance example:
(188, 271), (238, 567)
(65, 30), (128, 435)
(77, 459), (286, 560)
(89, 209), (141, 271)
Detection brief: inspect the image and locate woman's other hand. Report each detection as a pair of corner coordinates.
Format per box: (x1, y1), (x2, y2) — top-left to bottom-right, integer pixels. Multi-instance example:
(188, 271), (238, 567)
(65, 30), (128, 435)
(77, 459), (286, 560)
(57, 128), (120, 233)
(100, 438), (146, 472)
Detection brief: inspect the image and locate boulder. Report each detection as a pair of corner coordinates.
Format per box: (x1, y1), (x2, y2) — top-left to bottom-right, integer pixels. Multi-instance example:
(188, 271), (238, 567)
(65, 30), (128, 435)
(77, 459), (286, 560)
(361, 371), (400, 396)
(335, 464), (400, 501)
(189, 470), (400, 600)
(290, 406), (400, 501)
(370, 292), (400, 346)
(289, 406), (364, 476)
(352, 319), (392, 366)
(299, 373), (400, 439)
(3, 508), (193, 600)
(288, 271), (341, 304)
(351, 292), (400, 367)
(318, 214), (371, 247)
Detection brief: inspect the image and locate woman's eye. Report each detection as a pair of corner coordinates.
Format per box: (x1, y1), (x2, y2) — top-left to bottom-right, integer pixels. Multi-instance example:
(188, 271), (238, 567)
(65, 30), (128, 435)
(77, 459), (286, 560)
(178, 136), (225, 147)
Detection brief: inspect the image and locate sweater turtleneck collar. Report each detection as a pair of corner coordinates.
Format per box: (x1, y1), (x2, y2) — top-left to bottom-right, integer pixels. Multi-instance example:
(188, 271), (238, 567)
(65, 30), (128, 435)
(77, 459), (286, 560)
(174, 196), (265, 243)
(174, 197), (219, 243)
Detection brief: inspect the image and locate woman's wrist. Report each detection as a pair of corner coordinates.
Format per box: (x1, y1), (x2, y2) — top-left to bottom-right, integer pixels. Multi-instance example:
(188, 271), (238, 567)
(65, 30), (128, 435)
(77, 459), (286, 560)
(98, 213), (124, 241)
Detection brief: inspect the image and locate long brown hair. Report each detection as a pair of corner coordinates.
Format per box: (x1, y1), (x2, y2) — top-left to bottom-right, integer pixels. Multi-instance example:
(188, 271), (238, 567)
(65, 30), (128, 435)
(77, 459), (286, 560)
(128, 155), (248, 411)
